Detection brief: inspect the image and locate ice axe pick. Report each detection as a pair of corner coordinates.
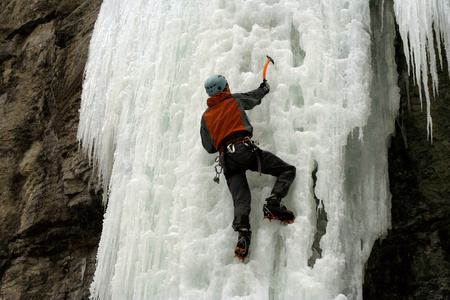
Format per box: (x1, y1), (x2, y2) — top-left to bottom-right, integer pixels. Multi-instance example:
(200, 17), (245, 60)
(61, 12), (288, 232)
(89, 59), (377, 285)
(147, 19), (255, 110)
(262, 55), (274, 82)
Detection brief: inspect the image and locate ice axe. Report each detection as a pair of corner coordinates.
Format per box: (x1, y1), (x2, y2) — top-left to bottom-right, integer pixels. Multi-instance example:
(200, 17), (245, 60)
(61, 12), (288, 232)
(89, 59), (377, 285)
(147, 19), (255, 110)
(262, 55), (274, 82)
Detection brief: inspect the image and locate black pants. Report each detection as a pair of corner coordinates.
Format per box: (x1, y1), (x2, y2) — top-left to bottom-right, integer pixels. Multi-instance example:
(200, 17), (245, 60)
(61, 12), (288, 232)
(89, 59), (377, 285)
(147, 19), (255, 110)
(219, 142), (296, 231)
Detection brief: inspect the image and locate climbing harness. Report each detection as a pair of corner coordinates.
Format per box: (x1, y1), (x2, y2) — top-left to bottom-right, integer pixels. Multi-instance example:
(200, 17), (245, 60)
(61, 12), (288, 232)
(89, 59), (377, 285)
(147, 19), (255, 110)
(213, 136), (262, 183)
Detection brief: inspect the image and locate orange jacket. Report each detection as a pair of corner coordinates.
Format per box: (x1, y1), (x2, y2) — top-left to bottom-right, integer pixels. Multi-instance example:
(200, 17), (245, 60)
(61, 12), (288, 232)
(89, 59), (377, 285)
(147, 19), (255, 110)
(200, 86), (266, 153)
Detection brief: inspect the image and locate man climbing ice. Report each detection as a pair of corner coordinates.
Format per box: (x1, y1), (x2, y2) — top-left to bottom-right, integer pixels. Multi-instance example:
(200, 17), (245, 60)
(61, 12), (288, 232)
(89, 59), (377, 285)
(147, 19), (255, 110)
(200, 74), (296, 261)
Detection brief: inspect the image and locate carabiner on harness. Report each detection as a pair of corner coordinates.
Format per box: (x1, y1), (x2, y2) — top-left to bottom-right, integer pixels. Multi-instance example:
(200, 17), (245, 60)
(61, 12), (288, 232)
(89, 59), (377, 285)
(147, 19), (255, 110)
(213, 155), (222, 184)
(227, 143), (236, 153)
(243, 136), (260, 151)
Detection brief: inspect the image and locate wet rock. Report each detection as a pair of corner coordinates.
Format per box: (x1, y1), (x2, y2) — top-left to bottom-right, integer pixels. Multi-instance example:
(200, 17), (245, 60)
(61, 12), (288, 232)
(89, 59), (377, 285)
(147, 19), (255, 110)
(363, 22), (450, 300)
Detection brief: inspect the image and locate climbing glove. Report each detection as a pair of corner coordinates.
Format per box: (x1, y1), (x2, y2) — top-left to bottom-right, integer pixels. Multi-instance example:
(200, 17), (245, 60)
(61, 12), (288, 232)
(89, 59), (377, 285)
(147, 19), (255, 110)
(259, 80), (270, 94)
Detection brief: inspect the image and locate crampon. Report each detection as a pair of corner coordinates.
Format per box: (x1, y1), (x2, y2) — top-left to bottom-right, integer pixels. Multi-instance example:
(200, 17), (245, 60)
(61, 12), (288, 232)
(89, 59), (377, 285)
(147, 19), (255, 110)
(263, 214), (294, 225)
(263, 203), (295, 225)
(234, 230), (251, 262)
(234, 247), (246, 262)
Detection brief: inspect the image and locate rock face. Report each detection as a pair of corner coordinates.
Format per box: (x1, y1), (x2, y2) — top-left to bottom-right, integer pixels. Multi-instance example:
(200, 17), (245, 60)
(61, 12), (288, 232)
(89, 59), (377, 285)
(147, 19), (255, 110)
(363, 34), (450, 299)
(0, 0), (449, 299)
(0, 0), (103, 299)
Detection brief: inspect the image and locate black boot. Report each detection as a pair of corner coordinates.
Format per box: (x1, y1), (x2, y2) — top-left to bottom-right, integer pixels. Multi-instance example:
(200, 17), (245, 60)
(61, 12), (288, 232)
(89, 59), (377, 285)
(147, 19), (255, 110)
(234, 229), (251, 261)
(263, 194), (295, 224)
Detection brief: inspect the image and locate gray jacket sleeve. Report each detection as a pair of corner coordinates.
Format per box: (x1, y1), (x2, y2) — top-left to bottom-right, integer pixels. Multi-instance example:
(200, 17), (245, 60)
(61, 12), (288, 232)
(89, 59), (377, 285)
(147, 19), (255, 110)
(232, 86), (266, 110)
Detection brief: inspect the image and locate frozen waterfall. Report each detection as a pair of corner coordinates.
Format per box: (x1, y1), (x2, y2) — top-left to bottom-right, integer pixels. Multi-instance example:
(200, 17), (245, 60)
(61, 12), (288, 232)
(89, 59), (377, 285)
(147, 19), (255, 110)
(77, 0), (446, 299)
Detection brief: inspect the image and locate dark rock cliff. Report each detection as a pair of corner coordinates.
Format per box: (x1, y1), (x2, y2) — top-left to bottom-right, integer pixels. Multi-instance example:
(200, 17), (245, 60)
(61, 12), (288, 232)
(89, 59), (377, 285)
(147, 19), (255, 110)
(0, 0), (448, 299)
(363, 34), (450, 299)
(0, 1), (103, 299)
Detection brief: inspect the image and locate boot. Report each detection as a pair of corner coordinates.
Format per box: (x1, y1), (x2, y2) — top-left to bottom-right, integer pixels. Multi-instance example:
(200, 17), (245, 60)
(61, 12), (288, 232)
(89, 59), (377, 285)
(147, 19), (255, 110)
(263, 194), (295, 224)
(234, 229), (251, 261)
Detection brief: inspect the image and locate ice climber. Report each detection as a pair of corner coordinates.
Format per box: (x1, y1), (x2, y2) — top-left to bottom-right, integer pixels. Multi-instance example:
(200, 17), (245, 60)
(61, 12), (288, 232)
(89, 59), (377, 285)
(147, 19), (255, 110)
(200, 74), (296, 261)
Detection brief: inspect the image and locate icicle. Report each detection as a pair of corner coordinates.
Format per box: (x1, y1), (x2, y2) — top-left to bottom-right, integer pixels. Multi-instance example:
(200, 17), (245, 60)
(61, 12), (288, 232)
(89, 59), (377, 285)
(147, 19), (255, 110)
(393, 0), (450, 140)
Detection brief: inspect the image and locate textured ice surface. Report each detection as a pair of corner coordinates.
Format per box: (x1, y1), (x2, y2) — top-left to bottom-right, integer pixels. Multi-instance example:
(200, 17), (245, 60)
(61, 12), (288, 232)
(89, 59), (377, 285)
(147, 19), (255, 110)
(78, 0), (407, 299)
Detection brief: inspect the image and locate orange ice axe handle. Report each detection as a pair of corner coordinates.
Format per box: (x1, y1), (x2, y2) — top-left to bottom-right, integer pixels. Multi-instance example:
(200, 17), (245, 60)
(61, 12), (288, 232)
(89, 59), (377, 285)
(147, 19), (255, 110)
(262, 55), (274, 82)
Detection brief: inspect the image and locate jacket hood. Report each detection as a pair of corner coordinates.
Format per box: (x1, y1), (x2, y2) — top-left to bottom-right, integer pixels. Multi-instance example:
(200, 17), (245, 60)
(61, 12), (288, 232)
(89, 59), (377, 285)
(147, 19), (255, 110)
(207, 92), (231, 107)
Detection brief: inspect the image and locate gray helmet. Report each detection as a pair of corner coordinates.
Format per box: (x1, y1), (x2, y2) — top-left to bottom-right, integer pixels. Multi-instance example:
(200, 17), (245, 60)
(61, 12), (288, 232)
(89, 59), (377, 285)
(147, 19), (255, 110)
(204, 75), (228, 97)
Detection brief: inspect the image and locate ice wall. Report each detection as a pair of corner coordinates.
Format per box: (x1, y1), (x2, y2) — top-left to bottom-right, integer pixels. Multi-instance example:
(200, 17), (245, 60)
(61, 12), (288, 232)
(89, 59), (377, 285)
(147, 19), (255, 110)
(78, 0), (400, 299)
